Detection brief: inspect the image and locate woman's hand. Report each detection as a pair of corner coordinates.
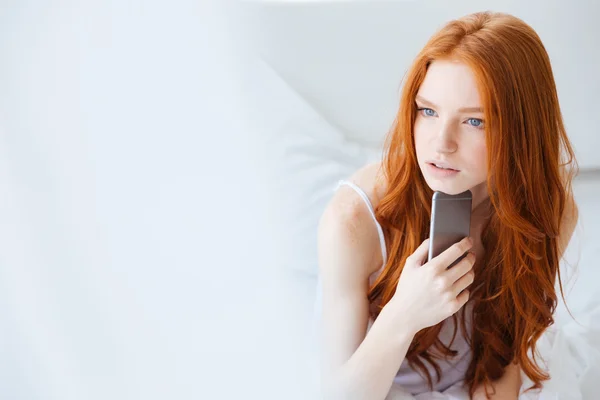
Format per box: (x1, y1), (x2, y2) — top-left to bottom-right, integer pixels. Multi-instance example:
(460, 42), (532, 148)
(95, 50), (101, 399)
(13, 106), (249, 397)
(386, 237), (476, 334)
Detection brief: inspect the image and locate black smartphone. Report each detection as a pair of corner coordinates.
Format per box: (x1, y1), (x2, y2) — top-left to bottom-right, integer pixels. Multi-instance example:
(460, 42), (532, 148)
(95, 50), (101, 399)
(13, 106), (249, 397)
(427, 190), (472, 267)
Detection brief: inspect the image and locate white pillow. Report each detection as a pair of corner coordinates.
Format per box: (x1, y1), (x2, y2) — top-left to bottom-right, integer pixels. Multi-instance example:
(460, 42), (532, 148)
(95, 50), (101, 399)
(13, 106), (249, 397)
(554, 176), (600, 327)
(244, 56), (382, 277)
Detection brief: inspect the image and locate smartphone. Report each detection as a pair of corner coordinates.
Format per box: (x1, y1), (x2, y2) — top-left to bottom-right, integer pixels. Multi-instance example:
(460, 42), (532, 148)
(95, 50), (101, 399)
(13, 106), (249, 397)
(427, 190), (472, 268)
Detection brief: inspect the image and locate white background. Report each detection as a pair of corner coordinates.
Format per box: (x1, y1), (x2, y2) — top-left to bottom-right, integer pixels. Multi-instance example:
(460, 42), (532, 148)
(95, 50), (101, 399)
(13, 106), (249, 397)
(0, 1), (301, 399)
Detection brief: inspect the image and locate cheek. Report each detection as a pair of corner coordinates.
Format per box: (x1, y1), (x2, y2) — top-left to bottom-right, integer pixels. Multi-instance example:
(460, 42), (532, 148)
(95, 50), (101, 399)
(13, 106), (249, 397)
(467, 137), (488, 174)
(413, 121), (428, 157)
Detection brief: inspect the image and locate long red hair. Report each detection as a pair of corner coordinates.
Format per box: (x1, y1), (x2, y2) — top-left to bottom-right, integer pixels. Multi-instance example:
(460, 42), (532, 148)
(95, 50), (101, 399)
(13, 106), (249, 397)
(370, 11), (578, 397)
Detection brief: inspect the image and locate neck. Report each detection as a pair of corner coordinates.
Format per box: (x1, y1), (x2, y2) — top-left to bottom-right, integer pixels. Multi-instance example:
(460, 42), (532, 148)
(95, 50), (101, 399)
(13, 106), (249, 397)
(469, 182), (493, 243)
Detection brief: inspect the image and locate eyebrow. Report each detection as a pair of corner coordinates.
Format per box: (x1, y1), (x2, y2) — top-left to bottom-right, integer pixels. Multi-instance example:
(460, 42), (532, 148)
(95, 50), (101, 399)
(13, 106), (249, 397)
(415, 95), (483, 113)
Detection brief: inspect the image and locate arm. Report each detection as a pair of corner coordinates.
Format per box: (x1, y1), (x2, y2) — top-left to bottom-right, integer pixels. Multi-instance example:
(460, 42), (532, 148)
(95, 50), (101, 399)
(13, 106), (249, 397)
(325, 305), (417, 400)
(557, 191), (579, 259)
(472, 360), (522, 400)
(472, 193), (579, 399)
(317, 181), (415, 400)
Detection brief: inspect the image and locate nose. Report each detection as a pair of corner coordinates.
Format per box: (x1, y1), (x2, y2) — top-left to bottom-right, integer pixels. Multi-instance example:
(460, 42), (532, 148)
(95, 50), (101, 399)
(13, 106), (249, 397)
(433, 122), (457, 154)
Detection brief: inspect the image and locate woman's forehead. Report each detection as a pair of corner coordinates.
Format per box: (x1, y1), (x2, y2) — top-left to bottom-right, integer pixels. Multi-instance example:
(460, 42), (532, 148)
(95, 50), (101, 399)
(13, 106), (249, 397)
(416, 60), (483, 112)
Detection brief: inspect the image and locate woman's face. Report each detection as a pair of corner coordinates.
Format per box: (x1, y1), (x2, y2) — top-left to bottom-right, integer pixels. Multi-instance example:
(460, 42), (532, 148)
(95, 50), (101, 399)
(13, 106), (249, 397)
(414, 59), (489, 207)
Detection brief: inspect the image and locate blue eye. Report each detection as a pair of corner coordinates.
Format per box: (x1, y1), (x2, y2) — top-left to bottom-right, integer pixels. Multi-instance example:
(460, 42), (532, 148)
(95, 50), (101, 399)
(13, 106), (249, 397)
(417, 107), (437, 117)
(467, 118), (484, 128)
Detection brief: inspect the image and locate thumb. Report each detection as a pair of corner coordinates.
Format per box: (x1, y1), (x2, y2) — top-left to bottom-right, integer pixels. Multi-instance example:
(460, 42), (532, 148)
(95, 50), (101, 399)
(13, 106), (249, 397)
(411, 238), (430, 266)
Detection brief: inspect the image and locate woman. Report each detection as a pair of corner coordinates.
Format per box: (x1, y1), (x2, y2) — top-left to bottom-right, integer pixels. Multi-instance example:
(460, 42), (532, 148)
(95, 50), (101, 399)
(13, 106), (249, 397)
(316, 11), (579, 400)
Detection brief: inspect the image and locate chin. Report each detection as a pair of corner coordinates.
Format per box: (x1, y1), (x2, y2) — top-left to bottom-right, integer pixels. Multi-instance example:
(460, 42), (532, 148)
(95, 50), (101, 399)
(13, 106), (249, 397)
(424, 179), (471, 195)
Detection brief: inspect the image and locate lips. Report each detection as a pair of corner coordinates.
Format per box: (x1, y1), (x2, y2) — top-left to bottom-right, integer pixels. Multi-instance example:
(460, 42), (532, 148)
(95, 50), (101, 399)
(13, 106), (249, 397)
(426, 162), (460, 178)
(426, 161), (460, 171)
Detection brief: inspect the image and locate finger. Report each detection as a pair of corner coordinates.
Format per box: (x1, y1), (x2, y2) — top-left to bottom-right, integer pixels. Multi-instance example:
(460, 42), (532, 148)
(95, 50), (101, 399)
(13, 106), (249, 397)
(445, 252), (476, 283)
(451, 268), (475, 297)
(452, 289), (470, 313)
(407, 238), (430, 267)
(432, 237), (473, 272)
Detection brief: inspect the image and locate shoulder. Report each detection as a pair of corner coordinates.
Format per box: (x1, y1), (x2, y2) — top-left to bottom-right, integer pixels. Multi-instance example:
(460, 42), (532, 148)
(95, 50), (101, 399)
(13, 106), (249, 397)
(320, 161), (388, 231)
(317, 162), (388, 280)
(558, 190), (579, 258)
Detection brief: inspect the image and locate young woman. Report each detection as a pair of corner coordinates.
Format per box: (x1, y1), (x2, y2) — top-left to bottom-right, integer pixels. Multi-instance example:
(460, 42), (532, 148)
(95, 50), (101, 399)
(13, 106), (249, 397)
(316, 11), (579, 400)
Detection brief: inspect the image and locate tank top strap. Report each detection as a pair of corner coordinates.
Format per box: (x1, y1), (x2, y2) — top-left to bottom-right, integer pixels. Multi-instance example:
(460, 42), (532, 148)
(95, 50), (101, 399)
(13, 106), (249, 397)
(335, 179), (387, 266)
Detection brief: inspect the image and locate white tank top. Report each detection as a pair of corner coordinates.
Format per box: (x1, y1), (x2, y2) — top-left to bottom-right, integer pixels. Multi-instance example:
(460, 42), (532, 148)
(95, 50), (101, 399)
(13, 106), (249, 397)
(314, 179), (474, 395)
